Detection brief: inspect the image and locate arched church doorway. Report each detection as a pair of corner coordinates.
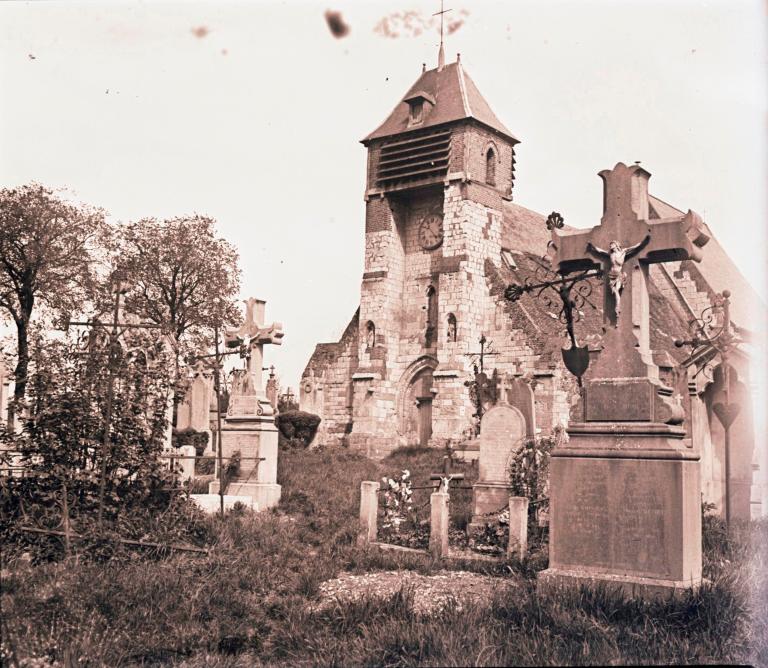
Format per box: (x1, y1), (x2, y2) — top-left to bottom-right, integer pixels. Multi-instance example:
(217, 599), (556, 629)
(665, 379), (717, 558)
(399, 358), (437, 447)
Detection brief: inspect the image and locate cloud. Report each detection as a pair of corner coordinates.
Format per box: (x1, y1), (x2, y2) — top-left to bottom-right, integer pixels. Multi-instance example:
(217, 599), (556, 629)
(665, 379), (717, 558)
(374, 8), (468, 39)
(191, 26), (209, 39)
(324, 10), (350, 39)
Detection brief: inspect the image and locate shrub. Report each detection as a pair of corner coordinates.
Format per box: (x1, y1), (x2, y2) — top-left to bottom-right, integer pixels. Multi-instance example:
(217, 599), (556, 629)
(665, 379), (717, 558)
(508, 428), (559, 535)
(276, 410), (321, 449)
(172, 428), (209, 453)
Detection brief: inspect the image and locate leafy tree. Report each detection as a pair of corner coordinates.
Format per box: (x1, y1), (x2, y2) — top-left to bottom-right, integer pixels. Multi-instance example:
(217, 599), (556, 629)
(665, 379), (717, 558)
(114, 215), (241, 353)
(0, 326), (187, 555)
(0, 183), (105, 418)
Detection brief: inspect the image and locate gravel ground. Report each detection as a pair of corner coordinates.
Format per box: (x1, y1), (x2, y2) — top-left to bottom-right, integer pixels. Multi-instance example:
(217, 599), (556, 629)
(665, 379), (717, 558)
(312, 570), (521, 616)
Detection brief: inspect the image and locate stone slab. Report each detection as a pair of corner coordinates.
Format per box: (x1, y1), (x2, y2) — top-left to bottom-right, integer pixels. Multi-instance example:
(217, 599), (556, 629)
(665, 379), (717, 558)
(209, 481), (281, 509)
(190, 494), (257, 514)
(478, 404), (526, 483)
(548, 454), (702, 585)
(538, 568), (704, 601)
(470, 483), (510, 523)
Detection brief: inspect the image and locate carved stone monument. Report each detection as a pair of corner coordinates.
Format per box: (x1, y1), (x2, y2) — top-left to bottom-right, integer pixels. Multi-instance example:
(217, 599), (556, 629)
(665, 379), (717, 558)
(209, 298), (284, 509)
(539, 163), (710, 598)
(470, 374), (526, 529)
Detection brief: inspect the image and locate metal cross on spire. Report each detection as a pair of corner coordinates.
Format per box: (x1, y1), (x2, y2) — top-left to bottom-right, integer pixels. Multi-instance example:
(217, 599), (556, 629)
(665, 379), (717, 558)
(433, 0), (452, 70)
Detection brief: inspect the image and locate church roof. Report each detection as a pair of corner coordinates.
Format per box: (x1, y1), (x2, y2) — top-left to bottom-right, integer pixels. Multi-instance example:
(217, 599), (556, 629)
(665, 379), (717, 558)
(500, 201), (551, 255)
(648, 195), (766, 333)
(362, 60), (518, 144)
(502, 193), (766, 335)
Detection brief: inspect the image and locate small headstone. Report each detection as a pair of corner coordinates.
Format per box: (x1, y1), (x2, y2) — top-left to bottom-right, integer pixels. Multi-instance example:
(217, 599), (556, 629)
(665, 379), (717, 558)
(499, 376), (536, 439)
(429, 491), (449, 559)
(162, 444), (196, 482)
(471, 380), (527, 525)
(477, 404), (526, 484)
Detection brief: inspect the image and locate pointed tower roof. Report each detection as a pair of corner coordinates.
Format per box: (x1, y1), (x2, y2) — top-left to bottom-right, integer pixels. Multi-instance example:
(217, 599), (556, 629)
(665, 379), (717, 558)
(362, 59), (518, 144)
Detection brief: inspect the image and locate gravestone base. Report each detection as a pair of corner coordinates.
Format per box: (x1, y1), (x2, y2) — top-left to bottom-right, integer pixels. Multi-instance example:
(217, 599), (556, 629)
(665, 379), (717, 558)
(538, 568), (704, 600)
(213, 408), (281, 510)
(190, 494), (257, 514)
(543, 423), (702, 600)
(208, 481), (281, 510)
(468, 482), (510, 533)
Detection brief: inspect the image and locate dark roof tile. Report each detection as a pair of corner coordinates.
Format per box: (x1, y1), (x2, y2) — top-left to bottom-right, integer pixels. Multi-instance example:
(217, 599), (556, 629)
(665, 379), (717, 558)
(363, 61), (517, 143)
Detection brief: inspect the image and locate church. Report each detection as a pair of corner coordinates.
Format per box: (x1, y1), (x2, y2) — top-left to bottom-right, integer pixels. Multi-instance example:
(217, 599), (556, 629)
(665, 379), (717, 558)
(300, 49), (766, 521)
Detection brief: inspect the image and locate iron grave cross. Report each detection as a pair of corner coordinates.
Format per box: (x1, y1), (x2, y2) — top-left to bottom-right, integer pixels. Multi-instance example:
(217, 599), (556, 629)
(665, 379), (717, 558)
(549, 162), (709, 382)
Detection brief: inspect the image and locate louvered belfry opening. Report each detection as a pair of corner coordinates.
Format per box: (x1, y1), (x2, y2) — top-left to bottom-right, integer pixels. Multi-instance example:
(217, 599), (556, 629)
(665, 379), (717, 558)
(376, 127), (451, 189)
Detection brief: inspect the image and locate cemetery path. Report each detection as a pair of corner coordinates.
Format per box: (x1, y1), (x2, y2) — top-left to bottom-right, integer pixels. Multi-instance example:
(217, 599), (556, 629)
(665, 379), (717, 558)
(311, 570), (522, 616)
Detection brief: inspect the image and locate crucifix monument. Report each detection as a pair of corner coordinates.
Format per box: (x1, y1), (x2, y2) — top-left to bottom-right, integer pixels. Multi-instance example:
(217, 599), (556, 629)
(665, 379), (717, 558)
(209, 297), (284, 509)
(540, 163), (710, 597)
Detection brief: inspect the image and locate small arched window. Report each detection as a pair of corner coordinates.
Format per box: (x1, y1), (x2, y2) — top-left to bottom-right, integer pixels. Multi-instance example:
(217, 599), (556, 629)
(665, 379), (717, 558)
(365, 321), (376, 350)
(486, 148), (496, 186)
(446, 313), (457, 342)
(425, 285), (437, 348)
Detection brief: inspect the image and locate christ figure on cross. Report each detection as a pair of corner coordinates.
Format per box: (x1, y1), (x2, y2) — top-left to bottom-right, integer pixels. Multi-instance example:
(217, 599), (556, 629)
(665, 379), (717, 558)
(586, 234), (650, 320)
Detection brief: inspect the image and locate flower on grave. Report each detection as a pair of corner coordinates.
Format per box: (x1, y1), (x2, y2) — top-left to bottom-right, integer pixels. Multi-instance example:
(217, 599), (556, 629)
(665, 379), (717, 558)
(381, 469), (416, 531)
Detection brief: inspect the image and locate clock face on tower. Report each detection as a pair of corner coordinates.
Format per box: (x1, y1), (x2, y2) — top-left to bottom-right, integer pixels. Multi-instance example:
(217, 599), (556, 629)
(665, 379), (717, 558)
(418, 213), (444, 250)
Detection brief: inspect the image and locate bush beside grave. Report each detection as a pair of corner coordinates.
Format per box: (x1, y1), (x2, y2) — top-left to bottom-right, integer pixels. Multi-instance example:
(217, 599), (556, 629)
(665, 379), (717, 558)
(172, 428), (213, 474)
(276, 410), (321, 449)
(172, 427), (208, 452)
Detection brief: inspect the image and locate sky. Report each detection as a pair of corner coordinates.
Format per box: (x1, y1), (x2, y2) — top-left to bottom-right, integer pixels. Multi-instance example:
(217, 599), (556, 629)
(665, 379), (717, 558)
(1, 0), (766, 391)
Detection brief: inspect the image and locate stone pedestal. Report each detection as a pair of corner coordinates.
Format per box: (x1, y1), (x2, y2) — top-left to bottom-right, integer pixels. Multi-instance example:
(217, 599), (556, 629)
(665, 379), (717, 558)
(209, 396), (281, 510)
(190, 494), (257, 514)
(539, 423), (702, 598)
(539, 162), (709, 599)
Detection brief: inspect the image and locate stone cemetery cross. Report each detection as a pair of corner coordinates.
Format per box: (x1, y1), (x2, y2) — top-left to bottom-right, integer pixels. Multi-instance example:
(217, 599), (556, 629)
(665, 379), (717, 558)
(496, 372), (512, 405)
(226, 298), (284, 395)
(551, 162), (709, 424)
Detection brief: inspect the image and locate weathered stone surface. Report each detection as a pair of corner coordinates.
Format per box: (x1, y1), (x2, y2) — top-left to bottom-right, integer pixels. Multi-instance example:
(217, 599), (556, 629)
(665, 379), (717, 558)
(508, 496), (529, 560)
(540, 162), (705, 597)
(430, 492), (449, 559)
(477, 403), (525, 483)
(190, 494), (256, 514)
(548, 452), (701, 579)
(358, 481), (380, 545)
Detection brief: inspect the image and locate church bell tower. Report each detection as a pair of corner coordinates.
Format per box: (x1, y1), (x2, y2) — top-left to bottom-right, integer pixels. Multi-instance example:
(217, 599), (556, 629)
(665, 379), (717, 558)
(349, 53), (520, 456)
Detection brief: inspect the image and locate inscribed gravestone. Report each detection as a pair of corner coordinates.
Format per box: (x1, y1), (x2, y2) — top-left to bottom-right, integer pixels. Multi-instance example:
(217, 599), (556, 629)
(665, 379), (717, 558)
(478, 404), (526, 483)
(540, 162), (707, 598)
(471, 384), (526, 525)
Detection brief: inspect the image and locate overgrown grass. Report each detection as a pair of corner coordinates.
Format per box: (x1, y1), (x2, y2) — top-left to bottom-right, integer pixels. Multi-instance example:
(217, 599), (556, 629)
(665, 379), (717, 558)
(1, 446), (766, 666)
